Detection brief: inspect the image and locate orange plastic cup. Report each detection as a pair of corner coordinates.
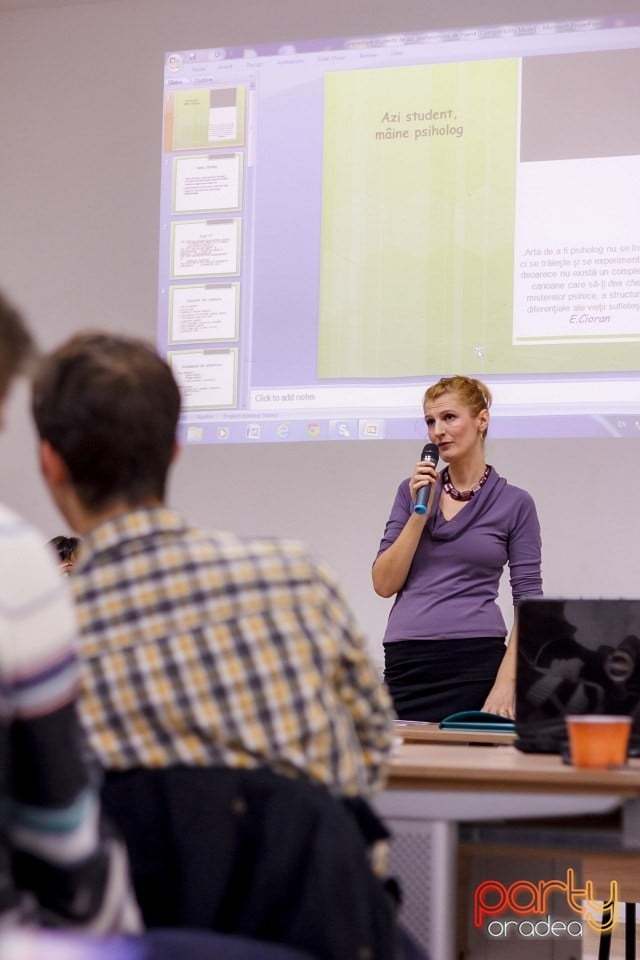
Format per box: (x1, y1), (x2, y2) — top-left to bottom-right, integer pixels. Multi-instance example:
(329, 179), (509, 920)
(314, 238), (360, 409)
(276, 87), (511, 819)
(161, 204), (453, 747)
(566, 715), (632, 769)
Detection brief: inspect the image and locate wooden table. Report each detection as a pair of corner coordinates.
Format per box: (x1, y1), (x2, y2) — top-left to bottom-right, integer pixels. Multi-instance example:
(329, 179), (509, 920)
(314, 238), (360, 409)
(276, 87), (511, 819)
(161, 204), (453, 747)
(389, 739), (640, 796)
(377, 738), (640, 960)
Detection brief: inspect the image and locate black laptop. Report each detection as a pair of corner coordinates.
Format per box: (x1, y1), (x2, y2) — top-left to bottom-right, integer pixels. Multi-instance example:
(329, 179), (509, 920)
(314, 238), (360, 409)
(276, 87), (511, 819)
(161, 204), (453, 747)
(514, 597), (640, 754)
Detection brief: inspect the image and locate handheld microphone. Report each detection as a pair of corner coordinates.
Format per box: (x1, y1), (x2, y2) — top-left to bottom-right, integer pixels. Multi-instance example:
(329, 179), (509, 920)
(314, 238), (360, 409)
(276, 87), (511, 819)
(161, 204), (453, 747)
(414, 443), (439, 515)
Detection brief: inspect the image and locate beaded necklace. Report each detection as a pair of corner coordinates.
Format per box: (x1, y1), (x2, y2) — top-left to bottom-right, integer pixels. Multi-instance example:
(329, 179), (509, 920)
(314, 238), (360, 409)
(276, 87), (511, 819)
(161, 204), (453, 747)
(442, 464), (491, 501)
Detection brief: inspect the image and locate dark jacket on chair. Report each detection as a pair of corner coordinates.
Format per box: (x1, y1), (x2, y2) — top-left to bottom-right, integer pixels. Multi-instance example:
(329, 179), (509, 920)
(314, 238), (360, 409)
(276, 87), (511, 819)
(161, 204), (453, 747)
(102, 765), (399, 960)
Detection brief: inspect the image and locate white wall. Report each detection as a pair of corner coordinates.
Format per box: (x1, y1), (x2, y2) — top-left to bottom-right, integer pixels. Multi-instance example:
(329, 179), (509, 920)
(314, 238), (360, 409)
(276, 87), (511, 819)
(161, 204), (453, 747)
(1, 0), (638, 665)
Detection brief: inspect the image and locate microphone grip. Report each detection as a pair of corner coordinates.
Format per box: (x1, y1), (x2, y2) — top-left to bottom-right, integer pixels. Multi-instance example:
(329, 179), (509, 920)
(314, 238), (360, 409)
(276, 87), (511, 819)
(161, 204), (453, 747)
(413, 442), (439, 515)
(414, 485), (430, 515)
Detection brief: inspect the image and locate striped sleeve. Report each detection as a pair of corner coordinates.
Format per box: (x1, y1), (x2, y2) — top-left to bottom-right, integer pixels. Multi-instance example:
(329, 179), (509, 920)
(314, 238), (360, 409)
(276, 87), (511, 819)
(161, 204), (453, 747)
(0, 510), (79, 720)
(0, 506), (141, 931)
(0, 505), (93, 817)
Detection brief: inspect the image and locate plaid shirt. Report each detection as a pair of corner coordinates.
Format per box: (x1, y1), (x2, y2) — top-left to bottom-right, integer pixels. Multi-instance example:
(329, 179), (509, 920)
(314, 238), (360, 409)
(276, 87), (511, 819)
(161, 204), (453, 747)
(71, 507), (395, 796)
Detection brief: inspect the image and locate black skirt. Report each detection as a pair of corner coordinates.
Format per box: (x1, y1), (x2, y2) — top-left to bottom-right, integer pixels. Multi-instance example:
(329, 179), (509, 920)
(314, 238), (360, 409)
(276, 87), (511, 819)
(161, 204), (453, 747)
(383, 636), (506, 722)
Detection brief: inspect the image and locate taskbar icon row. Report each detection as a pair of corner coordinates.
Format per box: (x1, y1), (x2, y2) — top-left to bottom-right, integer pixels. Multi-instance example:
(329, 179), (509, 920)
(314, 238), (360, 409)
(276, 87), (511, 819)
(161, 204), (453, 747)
(180, 417), (401, 444)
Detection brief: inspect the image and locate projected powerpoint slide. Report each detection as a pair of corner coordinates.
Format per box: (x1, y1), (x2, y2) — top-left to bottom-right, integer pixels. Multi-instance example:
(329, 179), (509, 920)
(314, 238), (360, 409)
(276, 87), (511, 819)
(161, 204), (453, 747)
(169, 283), (240, 343)
(317, 58), (518, 379)
(317, 52), (640, 378)
(171, 218), (241, 278)
(173, 153), (243, 214)
(169, 348), (237, 409)
(169, 86), (246, 151)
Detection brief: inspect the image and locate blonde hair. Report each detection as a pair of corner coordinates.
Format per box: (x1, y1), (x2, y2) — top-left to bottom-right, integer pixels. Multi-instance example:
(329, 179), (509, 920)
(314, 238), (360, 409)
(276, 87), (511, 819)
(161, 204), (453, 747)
(423, 375), (492, 437)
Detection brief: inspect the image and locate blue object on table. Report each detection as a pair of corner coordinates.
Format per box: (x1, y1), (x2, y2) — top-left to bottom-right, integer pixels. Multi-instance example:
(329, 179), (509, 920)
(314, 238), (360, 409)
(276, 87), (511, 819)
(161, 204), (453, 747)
(439, 710), (516, 732)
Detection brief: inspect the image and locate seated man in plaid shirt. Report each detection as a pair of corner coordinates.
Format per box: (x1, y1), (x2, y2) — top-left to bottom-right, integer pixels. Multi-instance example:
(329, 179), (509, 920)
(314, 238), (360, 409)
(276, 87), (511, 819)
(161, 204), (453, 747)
(30, 332), (403, 960)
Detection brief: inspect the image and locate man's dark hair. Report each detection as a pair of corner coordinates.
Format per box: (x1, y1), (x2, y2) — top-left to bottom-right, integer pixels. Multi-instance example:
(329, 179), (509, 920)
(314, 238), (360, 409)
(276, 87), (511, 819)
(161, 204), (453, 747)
(32, 333), (181, 511)
(0, 291), (36, 397)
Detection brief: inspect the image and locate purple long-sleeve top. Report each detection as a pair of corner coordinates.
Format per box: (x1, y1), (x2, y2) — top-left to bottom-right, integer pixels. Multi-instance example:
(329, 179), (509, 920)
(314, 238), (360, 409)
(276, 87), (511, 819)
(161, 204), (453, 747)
(376, 466), (542, 642)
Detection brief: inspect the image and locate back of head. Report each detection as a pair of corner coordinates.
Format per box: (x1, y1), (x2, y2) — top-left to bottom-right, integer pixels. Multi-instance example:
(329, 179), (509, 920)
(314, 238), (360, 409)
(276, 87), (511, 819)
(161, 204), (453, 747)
(32, 333), (181, 511)
(0, 291), (36, 399)
(48, 535), (81, 564)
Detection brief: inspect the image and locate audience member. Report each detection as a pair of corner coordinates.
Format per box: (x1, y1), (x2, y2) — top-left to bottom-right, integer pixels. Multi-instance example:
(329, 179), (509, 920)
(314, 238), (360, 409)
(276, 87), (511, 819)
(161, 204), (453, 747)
(31, 332), (401, 959)
(0, 293), (140, 934)
(48, 534), (81, 574)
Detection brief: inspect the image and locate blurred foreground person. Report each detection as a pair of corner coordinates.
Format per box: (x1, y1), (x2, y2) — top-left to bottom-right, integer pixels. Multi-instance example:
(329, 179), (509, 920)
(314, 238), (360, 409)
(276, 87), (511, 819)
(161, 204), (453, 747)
(0, 292), (140, 934)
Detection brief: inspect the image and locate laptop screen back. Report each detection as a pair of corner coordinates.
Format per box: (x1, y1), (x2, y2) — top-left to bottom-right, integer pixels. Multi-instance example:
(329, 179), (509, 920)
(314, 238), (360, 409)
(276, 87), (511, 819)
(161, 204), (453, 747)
(515, 598), (640, 753)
